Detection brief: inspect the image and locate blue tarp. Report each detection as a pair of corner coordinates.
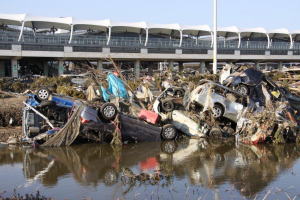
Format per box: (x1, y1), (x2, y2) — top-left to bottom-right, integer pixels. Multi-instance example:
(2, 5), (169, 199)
(26, 94), (75, 108)
(51, 96), (74, 108)
(101, 73), (128, 102)
(26, 94), (40, 107)
(101, 86), (111, 102)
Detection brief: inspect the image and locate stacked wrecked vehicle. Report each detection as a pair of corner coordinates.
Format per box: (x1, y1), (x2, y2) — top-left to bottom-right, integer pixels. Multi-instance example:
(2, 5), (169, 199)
(153, 65), (300, 144)
(22, 72), (178, 146)
(20, 65), (300, 147)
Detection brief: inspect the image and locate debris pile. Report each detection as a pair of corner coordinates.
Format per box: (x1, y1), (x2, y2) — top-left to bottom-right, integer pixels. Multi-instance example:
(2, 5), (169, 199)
(267, 67), (300, 96)
(1, 62), (300, 146)
(0, 76), (85, 99)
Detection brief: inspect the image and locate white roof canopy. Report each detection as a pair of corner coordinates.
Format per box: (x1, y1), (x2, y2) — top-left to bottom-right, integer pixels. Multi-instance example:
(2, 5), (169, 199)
(110, 21), (147, 33)
(182, 25), (211, 36)
(72, 19), (110, 32)
(240, 27), (268, 38)
(147, 23), (181, 35)
(291, 30), (300, 41)
(24, 16), (72, 30)
(268, 28), (291, 40)
(0, 13), (297, 45)
(217, 26), (240, 38)
(0, 13), (26, 26)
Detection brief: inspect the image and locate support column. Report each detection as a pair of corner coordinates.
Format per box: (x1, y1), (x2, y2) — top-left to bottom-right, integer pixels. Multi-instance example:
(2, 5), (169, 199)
(68, 25), (74, 44)
(238, 33), (241, 48)
(267, 34), (270, 49)
(68, 62), (74, 71)
(179, 30), (183, 47)
(134, 60), (141, 79)
(255, 62), (260, 70)
(200, 61), (206, 74)
(18, 21), (25, 42)
(289, 35), (294, 49)
(11, 58), (19, 78)
(43, 61), (49, 76)
(58, 60), (64, 76)
(97, 60), (103, 71)
(178, 62), (183, 72)
(0, 61), (5, 77)
(158, 62), (164, 71)
(278, 62), (283, 70)
(106, 27), (111, 46)
(168, 61), (174, 71)
(144, 28), (149, 46)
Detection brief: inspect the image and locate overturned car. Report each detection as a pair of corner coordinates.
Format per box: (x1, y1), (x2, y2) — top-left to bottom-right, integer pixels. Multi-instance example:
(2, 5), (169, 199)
(153, 86), (209, 138)
(22, 88), (177, 146)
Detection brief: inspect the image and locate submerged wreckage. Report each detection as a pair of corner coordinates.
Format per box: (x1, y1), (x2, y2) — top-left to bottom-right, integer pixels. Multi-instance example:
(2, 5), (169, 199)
(18, 65), (300, 146)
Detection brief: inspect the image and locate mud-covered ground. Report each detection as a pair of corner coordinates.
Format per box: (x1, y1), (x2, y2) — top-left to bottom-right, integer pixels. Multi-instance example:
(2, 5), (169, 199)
(0, 95), (24, 142)
(0, 95), (24, 124)
(0, 126), (22, 143)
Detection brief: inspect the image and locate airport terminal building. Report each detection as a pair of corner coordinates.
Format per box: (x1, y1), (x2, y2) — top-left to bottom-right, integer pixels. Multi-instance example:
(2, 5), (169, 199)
(0, 13), (300, 77)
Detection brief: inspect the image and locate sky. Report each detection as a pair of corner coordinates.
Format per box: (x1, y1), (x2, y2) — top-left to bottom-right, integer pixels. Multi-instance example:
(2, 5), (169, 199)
(0, 0), (299, 31)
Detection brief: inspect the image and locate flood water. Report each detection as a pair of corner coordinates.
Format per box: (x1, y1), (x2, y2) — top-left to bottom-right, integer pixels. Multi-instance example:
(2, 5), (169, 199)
(1, 139), (300, 200)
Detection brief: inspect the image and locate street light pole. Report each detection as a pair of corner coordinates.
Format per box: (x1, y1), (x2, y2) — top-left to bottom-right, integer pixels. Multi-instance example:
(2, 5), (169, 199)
(213, 0), (218, 74)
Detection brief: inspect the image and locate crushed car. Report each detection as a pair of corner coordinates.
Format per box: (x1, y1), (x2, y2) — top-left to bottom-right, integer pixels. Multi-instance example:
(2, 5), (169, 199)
(153, 87), (208, 137)
(188, 80), (247, 123)
(22, 89), (118, 143)
(22, 87), (178, 146)
(221, 67), (300, 144)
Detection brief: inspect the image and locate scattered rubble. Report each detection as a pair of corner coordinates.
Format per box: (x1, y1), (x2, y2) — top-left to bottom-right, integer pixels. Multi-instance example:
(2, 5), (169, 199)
(0, 62), (300, 146)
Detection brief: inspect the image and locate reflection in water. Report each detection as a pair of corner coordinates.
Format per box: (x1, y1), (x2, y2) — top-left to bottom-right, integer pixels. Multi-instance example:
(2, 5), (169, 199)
(0, 140), (300, 199)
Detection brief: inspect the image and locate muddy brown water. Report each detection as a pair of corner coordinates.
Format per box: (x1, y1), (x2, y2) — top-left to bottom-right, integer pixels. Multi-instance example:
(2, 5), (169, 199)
(0, 139), (300, 200)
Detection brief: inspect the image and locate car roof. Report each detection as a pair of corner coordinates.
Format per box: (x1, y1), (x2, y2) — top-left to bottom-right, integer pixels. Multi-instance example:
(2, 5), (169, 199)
(198, 79), (247, 97)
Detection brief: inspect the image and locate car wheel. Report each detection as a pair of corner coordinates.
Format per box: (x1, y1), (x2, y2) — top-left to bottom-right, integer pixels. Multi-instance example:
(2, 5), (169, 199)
(212, 104), (224, 118)
(37, 88), (51, 101)
(100, 103), (118, 120)
(161, 140), (177, 154)
(161, 124), (177, 140)
(103, 169), (118, 185)
(209, 127), (223, 137)
(237, 84), (249, 96)
(175, 89), (185, 97)
(161, 100), (174, 112)
(199, 121), (211, 136)
(222, 126), (235, 136)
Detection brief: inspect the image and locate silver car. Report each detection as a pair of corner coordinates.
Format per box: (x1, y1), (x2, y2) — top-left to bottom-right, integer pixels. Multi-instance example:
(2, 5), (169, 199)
(189, 80), (246, 122)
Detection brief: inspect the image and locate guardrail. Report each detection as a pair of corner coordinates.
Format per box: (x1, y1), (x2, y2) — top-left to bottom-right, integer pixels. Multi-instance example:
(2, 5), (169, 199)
(1, 31), (300, 54)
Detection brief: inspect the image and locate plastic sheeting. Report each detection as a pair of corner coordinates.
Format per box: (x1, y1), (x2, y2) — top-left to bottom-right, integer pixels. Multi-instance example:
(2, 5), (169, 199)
(101, 73), (128, 102)
(42, 103), (84, 147)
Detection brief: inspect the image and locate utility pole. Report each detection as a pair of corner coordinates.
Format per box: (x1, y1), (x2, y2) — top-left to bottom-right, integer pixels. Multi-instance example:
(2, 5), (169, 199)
(213, 0), (218, 74)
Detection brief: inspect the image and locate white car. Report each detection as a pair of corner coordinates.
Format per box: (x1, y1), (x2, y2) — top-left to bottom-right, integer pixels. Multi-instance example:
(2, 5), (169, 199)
(153, 87), (207, 137)
(189, 80), (246, 122)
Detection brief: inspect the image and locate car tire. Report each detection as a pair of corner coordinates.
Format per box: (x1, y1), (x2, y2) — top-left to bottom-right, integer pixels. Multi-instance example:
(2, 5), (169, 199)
(161, 124), (177, 140)
(212, 104), (224, 118)
(161, 140), (177, 154)
(103, 169), (118, 185)
(100, 103), (118, 121)
(175, 89), (185, 97)
(199, 121), (211, 136)
(237, 84), (249, 96)
(161, 100), (175, 112)
(209, 127), (223, 137)
(36, 88), (51, 101)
